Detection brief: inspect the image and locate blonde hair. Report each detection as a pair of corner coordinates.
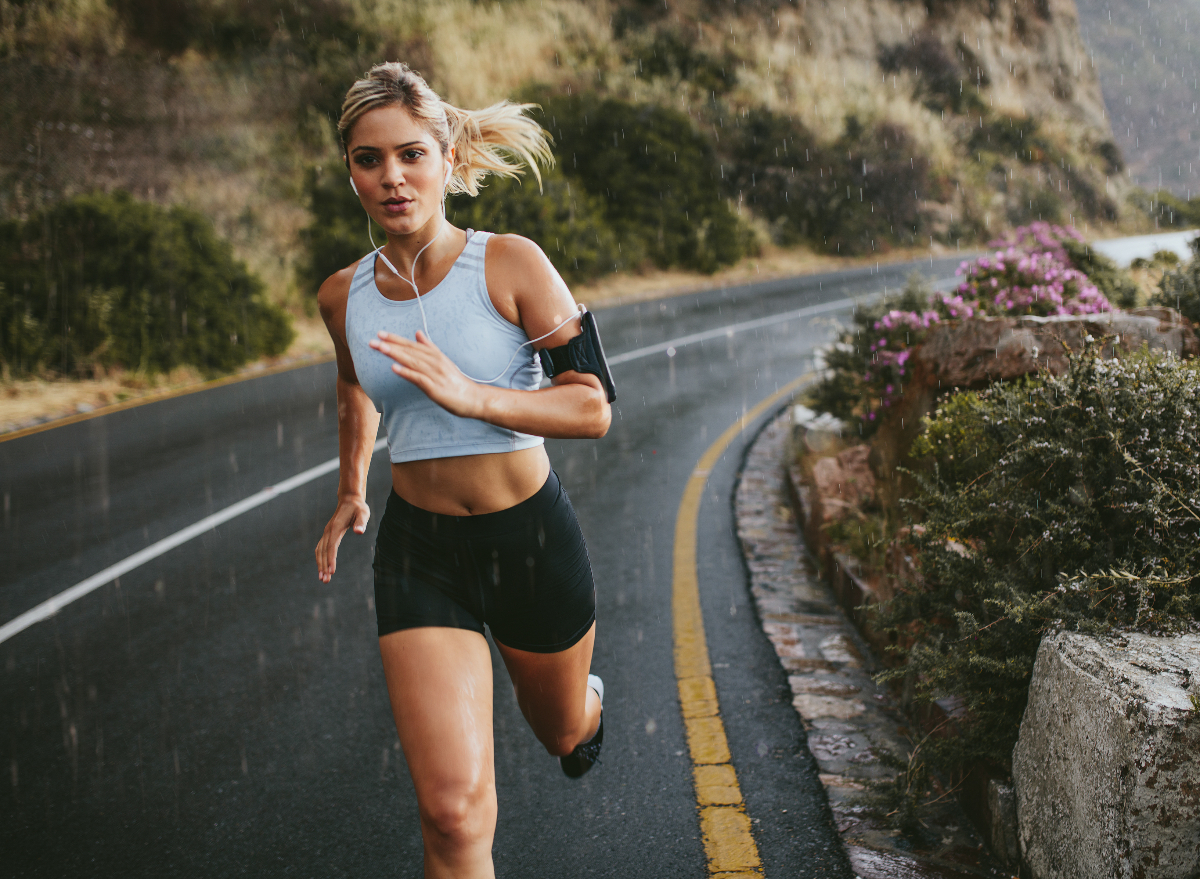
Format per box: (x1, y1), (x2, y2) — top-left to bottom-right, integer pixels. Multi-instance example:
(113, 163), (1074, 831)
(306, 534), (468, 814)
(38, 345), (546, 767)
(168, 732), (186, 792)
(338, 62), (553, 196)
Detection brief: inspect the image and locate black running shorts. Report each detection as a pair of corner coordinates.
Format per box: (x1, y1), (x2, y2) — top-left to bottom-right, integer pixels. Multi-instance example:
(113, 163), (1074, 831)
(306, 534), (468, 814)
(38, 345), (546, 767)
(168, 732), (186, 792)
(372, 469), (597, 653)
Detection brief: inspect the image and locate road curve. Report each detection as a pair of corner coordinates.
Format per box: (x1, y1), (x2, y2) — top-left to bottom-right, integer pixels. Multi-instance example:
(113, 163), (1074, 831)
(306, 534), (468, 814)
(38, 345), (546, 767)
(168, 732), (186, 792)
(1, 256), (964, 878)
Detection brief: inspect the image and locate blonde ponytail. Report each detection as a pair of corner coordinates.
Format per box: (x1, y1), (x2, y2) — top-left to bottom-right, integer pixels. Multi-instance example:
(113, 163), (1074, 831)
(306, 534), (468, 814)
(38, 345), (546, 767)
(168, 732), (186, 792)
(338, 62), (553, 196)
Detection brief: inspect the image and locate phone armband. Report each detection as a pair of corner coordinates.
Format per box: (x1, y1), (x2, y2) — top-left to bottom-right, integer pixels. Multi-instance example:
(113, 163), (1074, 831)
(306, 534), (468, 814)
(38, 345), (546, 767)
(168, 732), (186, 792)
(537, 309), (617, 404)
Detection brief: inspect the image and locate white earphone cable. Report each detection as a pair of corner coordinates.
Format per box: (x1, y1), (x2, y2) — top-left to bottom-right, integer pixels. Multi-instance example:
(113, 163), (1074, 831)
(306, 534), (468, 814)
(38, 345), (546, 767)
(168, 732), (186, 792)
(367, 210), (581, 387)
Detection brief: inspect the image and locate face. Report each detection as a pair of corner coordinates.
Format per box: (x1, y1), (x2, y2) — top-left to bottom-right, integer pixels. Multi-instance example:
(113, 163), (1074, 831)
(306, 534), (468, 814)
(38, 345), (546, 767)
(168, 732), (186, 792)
(345, 104), (453, 237)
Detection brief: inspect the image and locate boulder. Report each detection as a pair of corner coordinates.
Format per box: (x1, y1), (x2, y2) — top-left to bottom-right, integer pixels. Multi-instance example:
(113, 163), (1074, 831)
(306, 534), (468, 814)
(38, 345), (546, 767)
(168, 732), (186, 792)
(868, 308), (1199, 508)
(917, 310), (1199, 389)
(808, 444), (875, 527)
(1012, 631), (1200, 879)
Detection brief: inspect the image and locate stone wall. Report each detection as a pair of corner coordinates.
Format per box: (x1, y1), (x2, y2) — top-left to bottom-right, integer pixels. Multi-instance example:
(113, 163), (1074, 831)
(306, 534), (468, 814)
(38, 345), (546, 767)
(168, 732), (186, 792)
(1012, 632), (1200, 879)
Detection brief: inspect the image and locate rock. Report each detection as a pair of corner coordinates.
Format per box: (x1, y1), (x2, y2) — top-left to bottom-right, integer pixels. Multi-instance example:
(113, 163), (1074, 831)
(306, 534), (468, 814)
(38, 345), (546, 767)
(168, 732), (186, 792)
(1012, 631), (1200, 879)
(868, 308), (1199, 508)
(917, 310), (1198, 390)
(808, 444), (875, 527)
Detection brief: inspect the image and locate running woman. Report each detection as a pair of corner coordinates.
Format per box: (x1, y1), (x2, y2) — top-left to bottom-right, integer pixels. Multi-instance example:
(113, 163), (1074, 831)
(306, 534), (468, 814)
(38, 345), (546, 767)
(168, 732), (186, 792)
(313, 63), (608, 878)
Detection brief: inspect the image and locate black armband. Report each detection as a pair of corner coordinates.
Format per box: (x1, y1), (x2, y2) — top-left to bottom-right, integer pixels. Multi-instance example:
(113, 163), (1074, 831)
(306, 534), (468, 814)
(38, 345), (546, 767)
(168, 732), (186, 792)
(537, 309), (617, 403)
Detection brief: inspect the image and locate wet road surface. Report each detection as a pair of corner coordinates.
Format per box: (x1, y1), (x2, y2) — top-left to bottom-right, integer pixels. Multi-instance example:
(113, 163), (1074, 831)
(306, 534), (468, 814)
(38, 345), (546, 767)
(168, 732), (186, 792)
(1, 257), (963, 877)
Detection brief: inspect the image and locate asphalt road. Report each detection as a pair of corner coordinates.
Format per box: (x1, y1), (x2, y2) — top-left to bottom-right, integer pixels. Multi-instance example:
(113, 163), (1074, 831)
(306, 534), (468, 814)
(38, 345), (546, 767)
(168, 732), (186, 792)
(0, 256), (964, 878)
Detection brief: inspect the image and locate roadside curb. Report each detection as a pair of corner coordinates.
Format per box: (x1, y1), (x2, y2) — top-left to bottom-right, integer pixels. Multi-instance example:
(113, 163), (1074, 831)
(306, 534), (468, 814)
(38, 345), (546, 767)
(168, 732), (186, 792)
(734, 410), (1012, 879)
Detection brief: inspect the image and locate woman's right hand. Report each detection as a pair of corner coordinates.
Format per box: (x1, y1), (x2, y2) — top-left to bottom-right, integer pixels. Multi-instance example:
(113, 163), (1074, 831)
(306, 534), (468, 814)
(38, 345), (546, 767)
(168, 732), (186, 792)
(315, 496), (371, 583)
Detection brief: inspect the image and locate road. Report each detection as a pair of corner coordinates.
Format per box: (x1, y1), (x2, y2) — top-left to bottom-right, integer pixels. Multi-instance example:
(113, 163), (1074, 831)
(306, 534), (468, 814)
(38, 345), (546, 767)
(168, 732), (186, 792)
(0, 256), (964, 878)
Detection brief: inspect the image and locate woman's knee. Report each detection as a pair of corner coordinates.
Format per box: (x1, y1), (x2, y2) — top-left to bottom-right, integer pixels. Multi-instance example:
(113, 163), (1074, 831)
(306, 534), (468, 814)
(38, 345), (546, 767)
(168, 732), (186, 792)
(419, 781), (497, 848)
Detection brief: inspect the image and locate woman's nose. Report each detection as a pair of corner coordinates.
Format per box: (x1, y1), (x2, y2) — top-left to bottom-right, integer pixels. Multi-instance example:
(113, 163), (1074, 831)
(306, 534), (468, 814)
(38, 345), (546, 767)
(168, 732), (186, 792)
(380, 157), (405, 188)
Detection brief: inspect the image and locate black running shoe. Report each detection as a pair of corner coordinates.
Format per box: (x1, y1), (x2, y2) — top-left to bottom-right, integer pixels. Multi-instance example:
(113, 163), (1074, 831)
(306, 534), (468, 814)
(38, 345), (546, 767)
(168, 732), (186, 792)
(560, 675), (604, 778)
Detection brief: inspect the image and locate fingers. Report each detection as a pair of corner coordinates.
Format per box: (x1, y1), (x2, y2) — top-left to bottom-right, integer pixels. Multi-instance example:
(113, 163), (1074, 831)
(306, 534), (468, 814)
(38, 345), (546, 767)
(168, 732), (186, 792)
(315, 502), (370, 582)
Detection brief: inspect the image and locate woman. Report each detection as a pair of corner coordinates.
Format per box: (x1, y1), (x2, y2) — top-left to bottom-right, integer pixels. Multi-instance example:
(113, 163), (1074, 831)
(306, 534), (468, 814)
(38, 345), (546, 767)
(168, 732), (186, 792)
(314, 63), (608, 877)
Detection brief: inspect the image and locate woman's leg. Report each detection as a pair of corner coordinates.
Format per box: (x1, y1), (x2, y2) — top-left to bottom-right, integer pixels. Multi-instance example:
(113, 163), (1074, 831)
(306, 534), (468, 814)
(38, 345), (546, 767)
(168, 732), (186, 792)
(379, 627), (497, 879)
(494, 622), (602, 758)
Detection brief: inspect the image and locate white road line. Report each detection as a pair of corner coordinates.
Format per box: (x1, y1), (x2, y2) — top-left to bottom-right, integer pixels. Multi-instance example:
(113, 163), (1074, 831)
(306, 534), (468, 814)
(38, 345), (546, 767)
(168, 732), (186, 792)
(608, 295), (861, 365)
(0, 439), (388, 645)
(3, 280), (940, 644)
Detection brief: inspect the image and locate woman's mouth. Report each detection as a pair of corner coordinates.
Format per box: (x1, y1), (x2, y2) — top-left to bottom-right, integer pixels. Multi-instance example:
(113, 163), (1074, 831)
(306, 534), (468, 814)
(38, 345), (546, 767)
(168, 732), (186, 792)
(382, 198), (411, 214)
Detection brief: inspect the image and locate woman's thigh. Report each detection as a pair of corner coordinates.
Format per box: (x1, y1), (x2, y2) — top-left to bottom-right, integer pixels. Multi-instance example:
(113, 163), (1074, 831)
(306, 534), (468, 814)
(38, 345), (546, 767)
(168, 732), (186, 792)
(495, 622), (596, 754)
(378, 627), (495, 807)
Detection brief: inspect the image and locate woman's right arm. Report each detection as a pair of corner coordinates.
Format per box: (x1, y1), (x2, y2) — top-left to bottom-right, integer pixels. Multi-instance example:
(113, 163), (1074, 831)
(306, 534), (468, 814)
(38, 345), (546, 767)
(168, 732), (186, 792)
(315, 267), (382, 583)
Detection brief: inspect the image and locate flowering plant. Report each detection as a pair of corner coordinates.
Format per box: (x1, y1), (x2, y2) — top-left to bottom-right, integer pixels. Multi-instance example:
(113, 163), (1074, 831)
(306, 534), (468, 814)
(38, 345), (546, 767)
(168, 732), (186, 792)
(946, 222), (1112, 318)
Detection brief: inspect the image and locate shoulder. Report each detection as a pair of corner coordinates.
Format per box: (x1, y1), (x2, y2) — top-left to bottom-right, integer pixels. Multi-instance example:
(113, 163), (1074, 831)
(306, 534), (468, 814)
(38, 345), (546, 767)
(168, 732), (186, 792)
(317, 259), (363, 326)
(483, 233), (562, 298)
(483, 233), (550, 272)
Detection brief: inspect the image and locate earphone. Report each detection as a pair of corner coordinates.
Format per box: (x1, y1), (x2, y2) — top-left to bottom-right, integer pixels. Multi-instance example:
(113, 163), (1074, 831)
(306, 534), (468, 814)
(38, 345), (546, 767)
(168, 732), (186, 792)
(348, 164), (581, 386)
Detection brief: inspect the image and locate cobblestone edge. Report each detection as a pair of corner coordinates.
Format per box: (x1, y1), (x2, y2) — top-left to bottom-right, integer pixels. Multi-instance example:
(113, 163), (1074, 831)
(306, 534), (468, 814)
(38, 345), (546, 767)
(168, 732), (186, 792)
(735, 408), (1012, 879)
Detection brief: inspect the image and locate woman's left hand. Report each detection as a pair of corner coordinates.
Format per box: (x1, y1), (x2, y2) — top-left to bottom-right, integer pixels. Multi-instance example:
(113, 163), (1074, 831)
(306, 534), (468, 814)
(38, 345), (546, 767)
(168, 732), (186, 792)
(369, 330), (485, 419)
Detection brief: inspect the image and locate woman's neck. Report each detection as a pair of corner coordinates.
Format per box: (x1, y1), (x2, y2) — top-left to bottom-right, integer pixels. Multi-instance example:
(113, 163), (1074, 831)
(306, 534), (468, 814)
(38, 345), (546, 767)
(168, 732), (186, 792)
(381, 216), (458, 278)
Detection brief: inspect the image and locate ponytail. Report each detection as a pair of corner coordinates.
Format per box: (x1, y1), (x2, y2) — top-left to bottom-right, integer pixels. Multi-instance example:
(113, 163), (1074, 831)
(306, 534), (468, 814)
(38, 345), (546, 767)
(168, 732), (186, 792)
(338, 63), (553, 196)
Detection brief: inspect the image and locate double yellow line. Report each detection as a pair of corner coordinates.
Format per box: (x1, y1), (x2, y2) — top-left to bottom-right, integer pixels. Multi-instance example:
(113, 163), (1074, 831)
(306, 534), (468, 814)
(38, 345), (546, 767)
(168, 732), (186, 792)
(672, 374), (811, 879)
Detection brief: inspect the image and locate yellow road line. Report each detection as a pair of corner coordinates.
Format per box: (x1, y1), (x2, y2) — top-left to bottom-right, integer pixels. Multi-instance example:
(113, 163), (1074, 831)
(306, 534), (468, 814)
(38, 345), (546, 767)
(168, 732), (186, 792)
(673, 374), (812, 879)
(0, 355), (336, 445)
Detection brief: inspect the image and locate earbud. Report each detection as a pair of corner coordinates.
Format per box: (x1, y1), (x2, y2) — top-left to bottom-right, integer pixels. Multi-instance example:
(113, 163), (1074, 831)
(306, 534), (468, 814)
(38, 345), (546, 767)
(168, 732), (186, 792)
(444, 164), (453, 188)
(349, 178), (359, 196)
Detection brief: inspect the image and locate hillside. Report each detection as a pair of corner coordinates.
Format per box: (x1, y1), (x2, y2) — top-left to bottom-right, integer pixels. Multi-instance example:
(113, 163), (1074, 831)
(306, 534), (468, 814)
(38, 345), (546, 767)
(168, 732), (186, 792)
(1075, 0), (1199, 198)
(0, 0), (1159, 335)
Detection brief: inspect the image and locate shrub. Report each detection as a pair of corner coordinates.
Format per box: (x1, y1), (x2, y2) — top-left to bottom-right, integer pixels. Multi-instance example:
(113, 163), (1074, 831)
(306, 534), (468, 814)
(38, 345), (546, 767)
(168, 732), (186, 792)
(726, 109), (935, 254)
(949, 222), (1112, 317)
(878, 33), (985, 114)
(296, 159), (625, 291)
(1060, 237), (1139, 308)
(1151, 235), (1200, 326)
(804, 274), (939, 434)
(880, 351), (1200, 774)
(447, 164), (624, 285)
(295, 162), (373, 299)
(0, 190), (292, 376)
(538, 94), (752, 271)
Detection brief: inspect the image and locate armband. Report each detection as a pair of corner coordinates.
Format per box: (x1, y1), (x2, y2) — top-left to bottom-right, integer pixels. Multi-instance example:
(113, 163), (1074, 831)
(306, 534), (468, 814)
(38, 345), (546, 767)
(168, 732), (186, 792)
(537, 308), (617, 403)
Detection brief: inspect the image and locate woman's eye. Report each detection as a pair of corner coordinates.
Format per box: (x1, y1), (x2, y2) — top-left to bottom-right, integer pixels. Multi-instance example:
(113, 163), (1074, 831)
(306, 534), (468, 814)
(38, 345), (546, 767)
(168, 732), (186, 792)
(404, 149), (424, 160)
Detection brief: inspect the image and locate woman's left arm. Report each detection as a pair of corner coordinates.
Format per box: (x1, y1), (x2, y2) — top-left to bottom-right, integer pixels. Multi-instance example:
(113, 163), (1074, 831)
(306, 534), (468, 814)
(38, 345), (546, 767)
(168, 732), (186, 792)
(368, 234), (611, 439)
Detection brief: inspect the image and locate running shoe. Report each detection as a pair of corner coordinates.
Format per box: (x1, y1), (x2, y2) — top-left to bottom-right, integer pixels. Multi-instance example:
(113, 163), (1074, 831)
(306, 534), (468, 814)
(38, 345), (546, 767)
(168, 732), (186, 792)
(560, 674), (604, 778)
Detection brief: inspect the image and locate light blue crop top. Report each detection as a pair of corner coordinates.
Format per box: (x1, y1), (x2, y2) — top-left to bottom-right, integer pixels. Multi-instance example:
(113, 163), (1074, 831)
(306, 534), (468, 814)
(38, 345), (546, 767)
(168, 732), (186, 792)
(345, 230), (545, 463)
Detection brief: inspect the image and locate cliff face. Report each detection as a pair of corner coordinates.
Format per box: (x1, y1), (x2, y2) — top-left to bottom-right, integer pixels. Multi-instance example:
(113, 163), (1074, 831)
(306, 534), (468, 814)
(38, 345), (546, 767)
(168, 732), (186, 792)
(779, 0), (1109, 133)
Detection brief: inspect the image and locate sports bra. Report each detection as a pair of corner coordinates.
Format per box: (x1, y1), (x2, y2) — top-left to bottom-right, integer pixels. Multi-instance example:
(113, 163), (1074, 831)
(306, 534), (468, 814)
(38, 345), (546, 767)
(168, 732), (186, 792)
(345, 230), (545, 463)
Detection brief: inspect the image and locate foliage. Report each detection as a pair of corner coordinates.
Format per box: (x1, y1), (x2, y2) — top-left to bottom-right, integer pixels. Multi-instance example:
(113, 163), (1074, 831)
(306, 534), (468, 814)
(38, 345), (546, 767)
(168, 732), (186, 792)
(878, 33), (986, 114)
(1060, 237), (1139, 308)
(538, 94), (752, 272)
(950, 223), (1112, 317)
(880, 351), (1200, 773)
(0, 190), (292, 376)
(447, 164), (624, 284)
(296, 155), (625, 292)
(1130, 189), (1200, 231)
(725, 108), (938, 254)
(1151, 235), (1200, 326)
(296, 162), (373, 299)
(804, 274), (939, 434)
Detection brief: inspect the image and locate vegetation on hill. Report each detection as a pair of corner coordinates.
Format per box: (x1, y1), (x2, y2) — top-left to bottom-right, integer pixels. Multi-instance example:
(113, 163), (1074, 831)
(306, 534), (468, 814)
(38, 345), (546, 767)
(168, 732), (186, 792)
(3, 0), (1198, 378)
(0, 191), (292, 376)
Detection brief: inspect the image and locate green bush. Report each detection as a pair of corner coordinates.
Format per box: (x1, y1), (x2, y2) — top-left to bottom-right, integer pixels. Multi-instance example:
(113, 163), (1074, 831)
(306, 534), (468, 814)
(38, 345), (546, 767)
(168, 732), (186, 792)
(538, 94), (752, 271)
(447, 164), (624, 285)
(295, 163), (373, 298)
(297, 160), (625, 291)
(1060, 238), (1139, 308)
(804, 274), (938, 435)
(0, 190), (292, 376)
(880, 351), (1200, 775)
(1151, 235), (1200, 325)
(726, 109), (937, 253)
